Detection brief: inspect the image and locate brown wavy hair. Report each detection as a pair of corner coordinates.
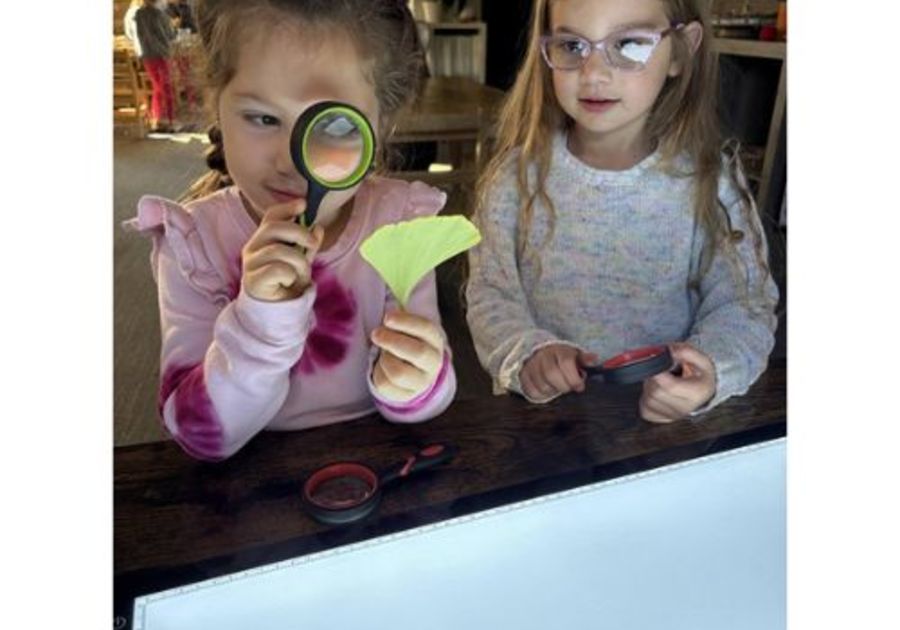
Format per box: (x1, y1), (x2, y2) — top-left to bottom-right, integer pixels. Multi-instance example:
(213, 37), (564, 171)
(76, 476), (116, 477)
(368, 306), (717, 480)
(182, 0), (425, 202)
(474, 0), (774, 308)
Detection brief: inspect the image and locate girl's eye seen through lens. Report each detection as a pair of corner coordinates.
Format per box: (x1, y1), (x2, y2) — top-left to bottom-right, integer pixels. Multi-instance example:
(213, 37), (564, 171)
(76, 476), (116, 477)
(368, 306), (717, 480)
(561, 37), (587, 55)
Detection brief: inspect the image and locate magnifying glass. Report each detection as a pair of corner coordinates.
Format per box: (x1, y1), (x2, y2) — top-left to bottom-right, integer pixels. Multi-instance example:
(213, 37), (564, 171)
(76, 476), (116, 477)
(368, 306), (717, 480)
(583, 345), (675, 385)
(301, 443), (456, 525)
(289, 101), (376, 227)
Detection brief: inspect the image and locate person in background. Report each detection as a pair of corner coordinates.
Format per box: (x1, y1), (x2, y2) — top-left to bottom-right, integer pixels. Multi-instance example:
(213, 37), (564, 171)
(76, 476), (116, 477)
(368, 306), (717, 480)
(135, 0), (177, 133)
(123, 0), (143, 57)
(167, 0), (198, 33)
(167, 0), (200, 119)
(466, 0), (778, 421)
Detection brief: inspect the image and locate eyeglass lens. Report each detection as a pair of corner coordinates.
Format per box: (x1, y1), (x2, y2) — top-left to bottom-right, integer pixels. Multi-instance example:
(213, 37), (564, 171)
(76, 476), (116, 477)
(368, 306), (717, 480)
(544, 32), (660, 70)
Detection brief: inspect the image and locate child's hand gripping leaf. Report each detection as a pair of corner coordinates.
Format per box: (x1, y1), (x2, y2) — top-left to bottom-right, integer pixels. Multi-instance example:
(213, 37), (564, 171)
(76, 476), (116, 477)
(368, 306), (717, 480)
(360, 215), (482, 308)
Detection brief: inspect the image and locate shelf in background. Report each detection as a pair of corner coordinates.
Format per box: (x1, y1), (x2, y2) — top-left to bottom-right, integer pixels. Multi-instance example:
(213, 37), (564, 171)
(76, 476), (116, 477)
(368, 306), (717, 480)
(417, 21), (487, 84)
(713, 37), (786, 222)
(713, 38), (786, 60)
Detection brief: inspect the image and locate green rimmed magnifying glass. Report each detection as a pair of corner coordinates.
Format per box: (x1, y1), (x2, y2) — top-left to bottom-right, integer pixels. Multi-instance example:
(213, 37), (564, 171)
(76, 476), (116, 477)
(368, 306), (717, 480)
(289, 101), (376, 228)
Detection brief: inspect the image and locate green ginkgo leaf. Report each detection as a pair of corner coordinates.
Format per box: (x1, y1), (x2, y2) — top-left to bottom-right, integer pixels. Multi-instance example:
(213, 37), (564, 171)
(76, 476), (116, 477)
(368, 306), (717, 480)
(360, 215), (482, 307)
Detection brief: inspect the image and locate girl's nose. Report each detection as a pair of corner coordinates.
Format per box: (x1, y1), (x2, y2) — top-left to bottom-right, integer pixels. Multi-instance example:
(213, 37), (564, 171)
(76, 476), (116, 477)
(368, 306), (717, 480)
(580, 49), (614, 84)
(274, 140), (297, 178)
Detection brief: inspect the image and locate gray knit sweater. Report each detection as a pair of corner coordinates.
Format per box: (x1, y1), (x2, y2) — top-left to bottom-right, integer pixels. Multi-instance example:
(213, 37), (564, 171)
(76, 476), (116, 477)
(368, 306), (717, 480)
(465, 131), (779, 411)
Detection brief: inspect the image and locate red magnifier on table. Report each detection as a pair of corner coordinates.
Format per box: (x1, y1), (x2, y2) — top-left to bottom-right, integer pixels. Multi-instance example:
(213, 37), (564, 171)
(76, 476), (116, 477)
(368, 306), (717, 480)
(583, 345), (675, 385)
(301, 443), (456, 525)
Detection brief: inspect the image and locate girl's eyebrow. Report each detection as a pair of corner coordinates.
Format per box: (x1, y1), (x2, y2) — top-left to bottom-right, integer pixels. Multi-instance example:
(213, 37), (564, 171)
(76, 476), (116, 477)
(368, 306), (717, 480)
(230, 92), (274, 108)
(554, 21), (662, 37)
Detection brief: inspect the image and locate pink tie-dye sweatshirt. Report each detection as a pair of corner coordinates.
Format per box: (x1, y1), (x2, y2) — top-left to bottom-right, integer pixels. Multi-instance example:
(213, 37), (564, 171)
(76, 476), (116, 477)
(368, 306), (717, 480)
(126, 177), (457, 461)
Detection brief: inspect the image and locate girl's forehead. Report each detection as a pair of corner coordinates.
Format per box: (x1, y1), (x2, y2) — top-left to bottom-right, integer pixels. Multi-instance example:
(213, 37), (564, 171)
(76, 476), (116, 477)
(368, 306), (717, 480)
(229, 24), (378, 114)
(549, 0), (670, 34)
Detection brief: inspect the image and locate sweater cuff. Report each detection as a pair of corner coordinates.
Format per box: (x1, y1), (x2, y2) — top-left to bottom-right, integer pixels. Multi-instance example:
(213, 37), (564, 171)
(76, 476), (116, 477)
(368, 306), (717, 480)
(232, 284), (316, 346)
(370, 350), (454, 418)
(684, 335), (732, 417)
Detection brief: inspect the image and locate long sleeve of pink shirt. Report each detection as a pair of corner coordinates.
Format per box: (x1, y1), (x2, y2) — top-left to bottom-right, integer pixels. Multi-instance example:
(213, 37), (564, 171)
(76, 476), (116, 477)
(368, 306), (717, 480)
(125, 178), (456, 460)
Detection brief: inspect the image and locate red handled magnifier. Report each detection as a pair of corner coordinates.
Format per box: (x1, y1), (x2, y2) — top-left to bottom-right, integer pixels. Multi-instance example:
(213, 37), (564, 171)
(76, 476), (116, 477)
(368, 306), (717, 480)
(583, 345), (675, 385)
(301, 443), (456, 525)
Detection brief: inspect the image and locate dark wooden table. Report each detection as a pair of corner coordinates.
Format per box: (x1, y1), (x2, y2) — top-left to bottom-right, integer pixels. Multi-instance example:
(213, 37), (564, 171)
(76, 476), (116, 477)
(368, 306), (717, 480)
(115, 357), (785, 626)
(393, 76), (505, 143)
(389, 76), (506, 188)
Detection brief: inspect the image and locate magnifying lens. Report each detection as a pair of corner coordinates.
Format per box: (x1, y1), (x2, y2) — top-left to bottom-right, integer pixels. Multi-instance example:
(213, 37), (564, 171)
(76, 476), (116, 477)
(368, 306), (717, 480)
(583, 345), (675, 385)
(301, 443), (456, 525)
(289, 101), (376, 227)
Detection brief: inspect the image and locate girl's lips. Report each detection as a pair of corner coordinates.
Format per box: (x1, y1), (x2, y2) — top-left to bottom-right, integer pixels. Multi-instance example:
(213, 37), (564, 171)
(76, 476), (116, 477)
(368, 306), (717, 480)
(268, 188), (305, 204)
(578, 98), (619, 113)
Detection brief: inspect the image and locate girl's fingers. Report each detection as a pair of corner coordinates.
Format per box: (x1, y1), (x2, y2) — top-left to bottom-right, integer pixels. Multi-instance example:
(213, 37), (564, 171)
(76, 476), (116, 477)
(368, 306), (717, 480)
(646, 383), (689, 414)
(305, 224), (326, 260)
(542, 362), (572, 395)
(244, 242), (311, 285)
(577, 351), (599, 369)
(555, 352), (586, 392)
(370, 327), (442, 374)
(639, 393), (682, 423)
(648, 369), (713, 406)
(533, 361), (563, 397)
(377, 351), (431, 393)
(261, 198), (307, 225)
(640, 402), (679, 423)
(669, 343), (715, 373)
(522, 365), (555, 399)
(641, 380), (692, 421)
(381, 311), (445, 353)
(519, 370), (534, 398)
(519, 369), (540, 400)
(373, 359), (419, 401)
(245, 220), (320, 254)
(243, 262), (301, 301)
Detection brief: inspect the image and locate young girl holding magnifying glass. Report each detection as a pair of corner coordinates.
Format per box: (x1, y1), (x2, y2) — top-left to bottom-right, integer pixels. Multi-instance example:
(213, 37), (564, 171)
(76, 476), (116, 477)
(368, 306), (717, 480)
(128, 0), (456, 460)
(466, 0), (779, 420)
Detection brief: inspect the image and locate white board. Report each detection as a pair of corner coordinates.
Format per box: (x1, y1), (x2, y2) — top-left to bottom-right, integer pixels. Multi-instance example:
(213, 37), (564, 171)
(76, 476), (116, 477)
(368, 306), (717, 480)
(134, 438), (786, 630)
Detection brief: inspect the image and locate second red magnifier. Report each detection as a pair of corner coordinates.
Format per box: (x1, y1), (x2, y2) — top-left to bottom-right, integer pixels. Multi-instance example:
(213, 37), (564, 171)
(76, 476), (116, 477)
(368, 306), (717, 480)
(583, 345), (675, 385)
(301, 443), (456, 526)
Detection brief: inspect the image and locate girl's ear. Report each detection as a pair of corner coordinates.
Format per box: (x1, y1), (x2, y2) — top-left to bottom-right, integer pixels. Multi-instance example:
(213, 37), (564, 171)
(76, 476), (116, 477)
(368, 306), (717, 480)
(667, 21), (704, 77)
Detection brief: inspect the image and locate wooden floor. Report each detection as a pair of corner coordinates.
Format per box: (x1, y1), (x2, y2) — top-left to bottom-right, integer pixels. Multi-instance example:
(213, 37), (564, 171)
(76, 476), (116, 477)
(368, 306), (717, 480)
(113, 136), (490, 446)
(114, 135), (211, 445)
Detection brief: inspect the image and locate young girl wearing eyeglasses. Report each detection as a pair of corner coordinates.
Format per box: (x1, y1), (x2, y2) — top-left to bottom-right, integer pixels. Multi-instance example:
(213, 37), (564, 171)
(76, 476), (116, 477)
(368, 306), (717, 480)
(466, 0), (779, 421)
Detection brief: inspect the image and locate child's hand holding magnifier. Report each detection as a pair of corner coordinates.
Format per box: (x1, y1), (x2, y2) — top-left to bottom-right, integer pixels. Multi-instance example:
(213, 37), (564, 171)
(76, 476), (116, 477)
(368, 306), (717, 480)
(520, 344), (599, 402)
(639, 342), (717, 422)
(241, 199), (325, 302)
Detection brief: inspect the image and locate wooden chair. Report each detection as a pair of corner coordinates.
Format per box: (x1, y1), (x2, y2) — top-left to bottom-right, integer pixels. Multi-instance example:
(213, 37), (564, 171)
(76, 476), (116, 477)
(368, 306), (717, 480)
(114, 48), (149, 136)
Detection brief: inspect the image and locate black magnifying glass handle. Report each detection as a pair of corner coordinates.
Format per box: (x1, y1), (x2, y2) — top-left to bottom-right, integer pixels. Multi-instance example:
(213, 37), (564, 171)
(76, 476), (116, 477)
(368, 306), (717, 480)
(380, 443), (456, 487)
(297, 185), (326, 229)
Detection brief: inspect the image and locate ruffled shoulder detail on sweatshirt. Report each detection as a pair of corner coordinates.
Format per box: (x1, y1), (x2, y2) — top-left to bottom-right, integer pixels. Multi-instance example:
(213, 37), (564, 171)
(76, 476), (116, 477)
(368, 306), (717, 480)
(124, 194), (232, 303)
(362, 176), (447, 226)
